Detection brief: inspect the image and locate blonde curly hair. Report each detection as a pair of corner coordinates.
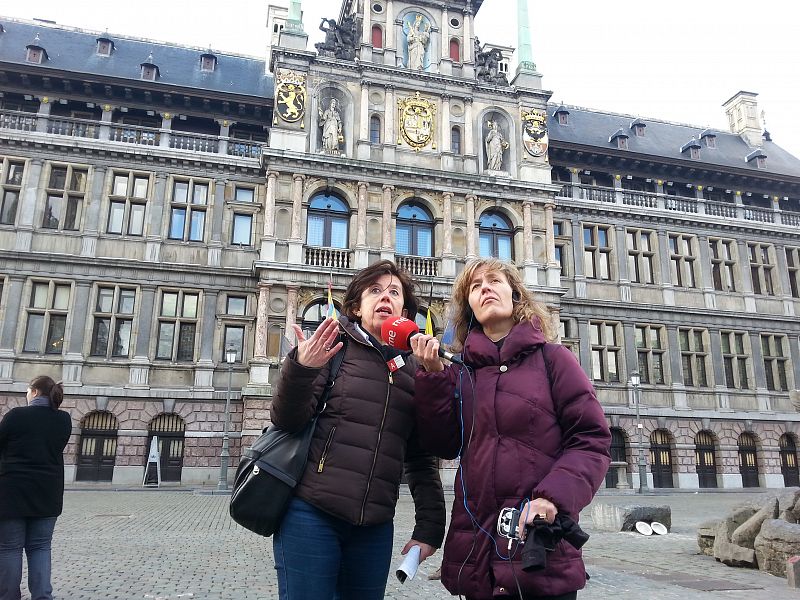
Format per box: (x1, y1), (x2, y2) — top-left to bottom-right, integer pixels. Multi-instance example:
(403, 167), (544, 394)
(447, 258), (556, 352)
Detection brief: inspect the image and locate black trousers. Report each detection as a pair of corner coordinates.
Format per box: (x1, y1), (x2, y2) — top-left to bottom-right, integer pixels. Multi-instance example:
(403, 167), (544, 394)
(496, 593), (577, 600)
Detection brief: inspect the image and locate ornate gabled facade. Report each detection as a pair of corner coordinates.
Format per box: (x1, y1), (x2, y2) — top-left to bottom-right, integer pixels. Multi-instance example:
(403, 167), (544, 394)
(1, 0), (799, 490)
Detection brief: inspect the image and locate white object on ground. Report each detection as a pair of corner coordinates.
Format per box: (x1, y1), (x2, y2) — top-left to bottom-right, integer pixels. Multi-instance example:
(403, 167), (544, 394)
(635, 521), (653, 535)
(651, 521), (668, 535)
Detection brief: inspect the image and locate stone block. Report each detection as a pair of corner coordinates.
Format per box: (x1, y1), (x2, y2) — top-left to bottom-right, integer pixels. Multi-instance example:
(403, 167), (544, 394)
(697, 519), (720, 556)
(755, 519), (800, 577)
(590, 503), (671, 532)
(732, 497), (779, 549)
(787, 556), (800, 588)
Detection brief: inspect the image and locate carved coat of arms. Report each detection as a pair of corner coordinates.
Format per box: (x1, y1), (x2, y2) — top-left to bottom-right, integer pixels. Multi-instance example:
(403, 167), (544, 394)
(398, 92), (436, 151)
(521, 109), (549, 158)
(274, 69), (307, 124)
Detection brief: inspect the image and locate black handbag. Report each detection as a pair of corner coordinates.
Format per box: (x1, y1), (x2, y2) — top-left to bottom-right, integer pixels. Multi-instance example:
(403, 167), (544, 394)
(229, 343), (346, 537)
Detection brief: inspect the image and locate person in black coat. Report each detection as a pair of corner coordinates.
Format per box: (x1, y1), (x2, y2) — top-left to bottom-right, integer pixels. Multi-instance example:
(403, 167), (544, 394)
(0, 375), (72, 600)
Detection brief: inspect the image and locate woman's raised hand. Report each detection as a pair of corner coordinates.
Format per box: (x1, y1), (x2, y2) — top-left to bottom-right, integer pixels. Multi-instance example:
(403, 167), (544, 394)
(293, 318), (344, 368)
(409, 333), (445, 373)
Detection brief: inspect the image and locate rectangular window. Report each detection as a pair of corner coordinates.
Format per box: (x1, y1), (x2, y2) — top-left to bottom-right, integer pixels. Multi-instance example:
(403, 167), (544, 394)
(748, 242), (775, 296)
(761, 334), (789, 392)
(91, 286), (136, 358)
(721, 330), (750, 390)
(226, 295), (247, 316)
(168, 179), (209, 242)
(232, 213), (253, 246)
(224, 325), (245, 363)
(0, 159), (25, 225)
(583, 224), (612, 280)
(42, 165), (87, 231)
(234, 187), (255, 203)
(679, 328), (709, 387)
(787, 247), (800, 299)
(107, 171), (150, 236)
(635, 324), (666, 384)
(709, 238), (737, 292)
(669, 233), (697, 288)
(554, 220), (571, 277)
(626, 228), (656, 284)
(559, 318), (579, 359)
(23, 281), (70, 354)
(589, 320), (620, 382)
(156, 290), (200, 361)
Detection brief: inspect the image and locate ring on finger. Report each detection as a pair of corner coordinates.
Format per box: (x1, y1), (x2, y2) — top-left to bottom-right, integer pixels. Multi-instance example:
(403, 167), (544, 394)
(324, 345), (331, 351)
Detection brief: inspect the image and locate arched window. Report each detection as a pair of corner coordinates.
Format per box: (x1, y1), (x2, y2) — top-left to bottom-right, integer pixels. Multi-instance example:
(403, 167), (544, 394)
(370, 114), (382, 144)
(780, 433), (800, 487)
(695, 430), (718, 488)
(738, 432), (759, 487)
(76, 411), (119, 482)
(649, 429), (674, 488)
(397, 202), (433, 257)
(451, 126), (462, 155)
(449, 38), (461, 62)
(371, 25), (384, 48)
(147, 414), (186, 482)
(479, 211), (513, 260)
(301, 299), (340, 335)
(307, 193), (349, 248)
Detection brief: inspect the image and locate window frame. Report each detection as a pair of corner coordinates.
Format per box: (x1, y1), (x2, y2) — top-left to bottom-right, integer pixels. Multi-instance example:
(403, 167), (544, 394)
(553, 220), (571, 277)
(668, 233), (698, 288)
(107, 171), (151, 236)
(787, 247), (800, 298)
(450, 126), (462, 155)
(168, 178), (210, 243)
(369, 114), (382, 144)
(479, 211), (514, 261)
(589, 320), (621, 382)
(90, 286), (137, 359)
(42, 164), (88, 232)
(396, 201), (434, 257)
(709, 237), (737, 292)
(583, 224), (612, 280)
(626, 228), (656, 284)
(0, 158), (25, 226)
(679, 327), (710, 388)
(748, 242), (775, 296)
(306, 193), (350, 249)
(155, 289), (200, 362)
(761, 334), (790, 392)
(720, 330), (751, 390)
(23, 280), (71, 355)
(635, 324), (666, 385)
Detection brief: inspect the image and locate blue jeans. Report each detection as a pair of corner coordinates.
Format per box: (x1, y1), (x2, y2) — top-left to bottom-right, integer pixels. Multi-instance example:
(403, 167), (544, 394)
(0, 517), (58, 600)
(274, 497), (394, 600)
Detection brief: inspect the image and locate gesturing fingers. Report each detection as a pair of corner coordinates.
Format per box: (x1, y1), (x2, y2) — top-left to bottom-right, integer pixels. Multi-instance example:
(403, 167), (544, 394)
(296, 318), (343, 368)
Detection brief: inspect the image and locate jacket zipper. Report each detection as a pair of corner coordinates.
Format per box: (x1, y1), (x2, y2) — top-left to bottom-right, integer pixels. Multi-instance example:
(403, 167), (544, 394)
(360, 369), (392, 524)
(317, 425), (337, 473)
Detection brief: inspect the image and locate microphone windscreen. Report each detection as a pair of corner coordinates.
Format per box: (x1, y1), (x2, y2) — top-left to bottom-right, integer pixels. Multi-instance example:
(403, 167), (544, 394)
(381, 317), (419, 350)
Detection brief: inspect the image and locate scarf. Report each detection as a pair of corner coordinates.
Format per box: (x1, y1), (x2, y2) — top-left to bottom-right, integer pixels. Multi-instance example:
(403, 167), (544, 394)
(29, 396), (51, 407)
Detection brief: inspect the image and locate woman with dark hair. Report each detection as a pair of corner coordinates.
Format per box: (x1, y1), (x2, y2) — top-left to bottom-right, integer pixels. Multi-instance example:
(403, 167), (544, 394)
(270, 259), (445, 600)
(410, 258), (611, 600)
(0, 375), (72, 600)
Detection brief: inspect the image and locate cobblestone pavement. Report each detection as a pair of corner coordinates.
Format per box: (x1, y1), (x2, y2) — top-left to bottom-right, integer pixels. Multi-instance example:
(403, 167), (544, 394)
(17, 488), (799, 599)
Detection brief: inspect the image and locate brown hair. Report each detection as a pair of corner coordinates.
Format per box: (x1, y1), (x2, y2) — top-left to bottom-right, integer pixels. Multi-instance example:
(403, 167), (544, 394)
(29, 375), (64, 409)
(342, 260), (419, 322)
(448, 258), (556, 351)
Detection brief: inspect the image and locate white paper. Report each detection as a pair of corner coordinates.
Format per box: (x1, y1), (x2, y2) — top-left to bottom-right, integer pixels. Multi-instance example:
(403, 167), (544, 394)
(395, 545), (421, 583)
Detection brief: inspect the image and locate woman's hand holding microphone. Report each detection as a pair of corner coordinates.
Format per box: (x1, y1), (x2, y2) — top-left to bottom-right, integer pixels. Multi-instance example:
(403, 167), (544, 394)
(409, 334), (445, 373)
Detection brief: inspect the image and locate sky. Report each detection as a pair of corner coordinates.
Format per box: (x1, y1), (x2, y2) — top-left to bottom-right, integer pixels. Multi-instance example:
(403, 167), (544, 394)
(1, 0), (798, 158)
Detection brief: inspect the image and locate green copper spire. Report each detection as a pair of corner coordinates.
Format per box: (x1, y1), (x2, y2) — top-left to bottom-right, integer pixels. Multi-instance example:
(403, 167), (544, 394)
(286, 0), (305, 33)
(516, 0), (537, 72)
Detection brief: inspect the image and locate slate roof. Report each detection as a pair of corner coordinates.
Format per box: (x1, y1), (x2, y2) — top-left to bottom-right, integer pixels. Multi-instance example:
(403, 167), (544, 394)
(547, 104), (800, 179)
(0, 17), (274, 100)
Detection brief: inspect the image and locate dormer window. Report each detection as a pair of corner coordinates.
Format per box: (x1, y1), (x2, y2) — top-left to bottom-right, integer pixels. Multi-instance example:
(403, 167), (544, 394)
(200, 53), (217, 72)
(609, 128), (629, 150)
(700, 129), (717, 149)
(746, 149), (767, 169)
(553, 105), (570, 126)
(680, 138), (702, 160)
(26, 35), (47, 64)
(630, 119), (646, 137)
(96, 37), (114, 56)
(140, 54), (159, 81)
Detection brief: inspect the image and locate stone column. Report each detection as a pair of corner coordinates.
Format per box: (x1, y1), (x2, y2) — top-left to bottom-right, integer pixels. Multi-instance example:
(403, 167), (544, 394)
(697, 234), (716, 310)
(666, 325), (689, 410)
(383, 85), (396, 162)
(99, 104), (114, 141)
(466, 194), (477, 258)
(207, 178), (226, 267)
(381, 185), (395, 261)
(622, 322), (638, 388)
(145, 173), (167, 263)
(14, 159), (42, 252)
(288, 174), (305, 264)
(440, 95), (451, 152)
(440, 6), (451, 74)
(286, 287), (300, 343)
(129, 285), (156, 388)
(774, 243), (796, 317)
(62, 281), (91, 386)
(616, 224), (631, 303)
(544, 201), (560, 287)
(355, 181), (369, 269)
(577, 319), (593, 379)
(216, 119), (233, 155)
(385, 0), (396, 50)
(442, 192), (455, 277)
(464, 99), (474, 155)
(749, 331), (771, 411)
(463, 6), (474, 64)
(80, 165), (107, 258)
(709, 328), (730, 410)
(193, 290), (218, 390)
(521, 200), (536, 285)
(248, 283), (272, 388)
(260, 171), (279, 261)
(358, 80), (370, 160)
(362, 0), (372, 45)
(159, 112), (173, 149)
(34, 97), (52, 133)
(657, 230), (674, 306)
(0, 276), (25, 381)
(737, 239), (756, 313)
(571, 220), (587, 299)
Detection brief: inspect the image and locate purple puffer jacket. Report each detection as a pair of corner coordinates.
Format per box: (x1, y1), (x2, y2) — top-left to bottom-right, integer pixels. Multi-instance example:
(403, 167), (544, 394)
(415, 321), (611, 599)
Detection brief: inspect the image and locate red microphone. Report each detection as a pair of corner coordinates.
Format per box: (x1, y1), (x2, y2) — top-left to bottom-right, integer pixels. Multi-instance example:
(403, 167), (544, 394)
(381, 317), (463, 365)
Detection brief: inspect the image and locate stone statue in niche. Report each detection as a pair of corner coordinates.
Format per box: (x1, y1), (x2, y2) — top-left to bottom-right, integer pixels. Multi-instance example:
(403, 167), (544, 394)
(314, 15), (360, 61)
(485, 120), (509, 171)
(318, 98), (344, 155)
(405, 14), (431, 70)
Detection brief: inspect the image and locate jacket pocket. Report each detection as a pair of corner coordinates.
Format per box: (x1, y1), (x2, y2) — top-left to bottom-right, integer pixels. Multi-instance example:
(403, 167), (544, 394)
(317, 426), (336, 473)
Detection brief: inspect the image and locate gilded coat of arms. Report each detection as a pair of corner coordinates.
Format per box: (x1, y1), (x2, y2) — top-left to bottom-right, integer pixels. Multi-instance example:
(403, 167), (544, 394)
(274, 69), (307, 125)
(521, 109), (549, 158)
(398, 92), (436, 151)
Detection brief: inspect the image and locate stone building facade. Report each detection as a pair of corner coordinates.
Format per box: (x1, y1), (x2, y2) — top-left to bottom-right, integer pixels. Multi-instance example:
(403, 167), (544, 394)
(0, 0), (799, 489)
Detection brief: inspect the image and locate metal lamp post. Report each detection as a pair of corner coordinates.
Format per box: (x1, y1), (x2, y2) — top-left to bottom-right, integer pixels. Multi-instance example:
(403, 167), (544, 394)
(630, 371), (649, 494)
(217, 345), (237, 491)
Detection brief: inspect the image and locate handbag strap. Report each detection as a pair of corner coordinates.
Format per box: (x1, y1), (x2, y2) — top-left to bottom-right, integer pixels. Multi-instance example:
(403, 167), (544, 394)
(315, 337), (347, 415)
